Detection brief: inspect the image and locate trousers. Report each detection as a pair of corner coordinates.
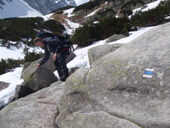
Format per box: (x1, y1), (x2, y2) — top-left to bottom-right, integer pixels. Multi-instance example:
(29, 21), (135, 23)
(54, 50), (69, 80)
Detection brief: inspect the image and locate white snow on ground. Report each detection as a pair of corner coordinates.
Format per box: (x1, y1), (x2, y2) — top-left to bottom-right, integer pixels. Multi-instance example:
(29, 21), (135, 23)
(132, 0), (162, 15)
(63, 8), (80, 34)
(67, 39), (106, 68)
(64, 8), (75, 17)
(0, 67), (23, 105)
(64, 19), (80, 34)
(86, 1), (108, 18)
(86, 7), (101, 17)
(0, 46), (24, 60)
(43, 13), (54, 21)
(142, 0), (162, 12)
(110, 27), (154, 45)
(165, 16), (170, 19)
(74, 0), (90, 6)
(0, 42), (43, 60)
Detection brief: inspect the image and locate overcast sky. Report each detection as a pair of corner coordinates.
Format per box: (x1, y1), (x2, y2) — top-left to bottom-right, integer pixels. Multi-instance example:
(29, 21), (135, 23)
(74, 0), (90, 6)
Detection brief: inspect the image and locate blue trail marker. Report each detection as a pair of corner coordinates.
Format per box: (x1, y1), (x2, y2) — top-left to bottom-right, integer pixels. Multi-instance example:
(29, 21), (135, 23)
(143, 68), (154, 78)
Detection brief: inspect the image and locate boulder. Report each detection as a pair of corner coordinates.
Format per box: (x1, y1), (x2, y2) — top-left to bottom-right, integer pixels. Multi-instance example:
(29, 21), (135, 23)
(0, 81), (64, 128)
(88, 43), (123, 66)
(22, 55), (56, 73)
(0, 81), (9, 91)
(10, 82), (34, 101)
(21, 61), (58, 91)
(21, 51), (76, 92)
(11, 51), (75, 97)
(0, 101), (4, 110)
(69, 66), (79, 75)
(56, 68), (97, 125)
(106, 34), (126, 43)
(56, 22), (170, 128)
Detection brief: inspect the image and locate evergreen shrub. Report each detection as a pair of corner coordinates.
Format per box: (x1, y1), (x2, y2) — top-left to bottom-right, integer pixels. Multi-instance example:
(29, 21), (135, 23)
(73, 0), (100, 12)
(120, 0), (144, 9)
(0, 17), (65, 46)
(130, 0), (170, 27)
(0, 52), (42, 75)
(71, 16), (130, 47)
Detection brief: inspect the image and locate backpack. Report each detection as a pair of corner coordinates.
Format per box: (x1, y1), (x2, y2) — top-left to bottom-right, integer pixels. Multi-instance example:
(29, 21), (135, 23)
(36, 31), (55, 39)
(57, 33), (73, 50)
(36, 31), (73, 50)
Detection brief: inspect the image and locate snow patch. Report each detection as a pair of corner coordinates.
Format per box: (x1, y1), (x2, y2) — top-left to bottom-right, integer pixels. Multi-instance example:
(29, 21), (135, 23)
(86, 7), (101, 17)
(0, 42), (43, 60)
(0, 67), (23, 105)
(64, 8), (75, 17)
(64, 19), (80, 34)
(132, 0), (162, 15)
(74, 0), (90, 6)
(110, 27), (154, 45)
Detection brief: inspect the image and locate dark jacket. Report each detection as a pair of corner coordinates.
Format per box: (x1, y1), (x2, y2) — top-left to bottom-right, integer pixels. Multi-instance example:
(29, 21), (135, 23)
(39, 36), (63, 65)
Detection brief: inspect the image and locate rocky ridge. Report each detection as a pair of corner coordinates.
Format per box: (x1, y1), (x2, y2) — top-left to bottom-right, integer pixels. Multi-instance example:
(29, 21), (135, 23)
(52, 0), (158, 28)
(56, 22), (170, 128)
(0, 81), (64, 128)
(68, 0), (157, 24)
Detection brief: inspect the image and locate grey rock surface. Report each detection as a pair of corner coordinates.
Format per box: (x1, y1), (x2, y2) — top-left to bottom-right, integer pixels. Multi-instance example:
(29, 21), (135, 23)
(0, 101), (4, 110)
(21, 59), (58, 91)
(106, 34), (126, 43)
(0, 81), (9, 91)
(56, 22), (170, 128)
(61, 111), (140, 128)
(10, 82), (34, 101)
(88, 43), (123, 66)
(0, 81), (64, 128)
(21, 51), (76, 92)
(56, 68), (92, 125)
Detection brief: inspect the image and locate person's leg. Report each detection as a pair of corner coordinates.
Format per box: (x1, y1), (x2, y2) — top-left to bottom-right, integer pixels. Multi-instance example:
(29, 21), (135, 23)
(54, 60), (62, 78)
(56, 51), (69, 81)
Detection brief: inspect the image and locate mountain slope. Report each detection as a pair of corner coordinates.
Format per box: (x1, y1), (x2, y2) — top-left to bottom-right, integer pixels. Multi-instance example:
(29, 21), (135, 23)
(0, 0), (43, 19)
(22, 0), (77, 14)
(68, 0), (158, 24)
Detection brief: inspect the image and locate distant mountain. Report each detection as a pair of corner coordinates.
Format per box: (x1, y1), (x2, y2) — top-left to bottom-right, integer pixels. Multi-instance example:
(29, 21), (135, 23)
(22, 0), (77, 14)
(0, 0), (43, 19)
(0, 0), (77, 19)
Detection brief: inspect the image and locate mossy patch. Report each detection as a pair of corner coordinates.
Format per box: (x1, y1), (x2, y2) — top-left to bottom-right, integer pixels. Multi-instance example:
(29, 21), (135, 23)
(65, 68), (90, 95)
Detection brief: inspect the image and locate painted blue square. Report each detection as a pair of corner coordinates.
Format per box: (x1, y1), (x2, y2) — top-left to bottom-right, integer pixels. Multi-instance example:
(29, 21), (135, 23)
(144, 70), (154, 75)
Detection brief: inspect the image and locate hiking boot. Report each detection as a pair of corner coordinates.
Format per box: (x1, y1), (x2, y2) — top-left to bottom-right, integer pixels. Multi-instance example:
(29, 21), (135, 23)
(60, 74), (69, 81)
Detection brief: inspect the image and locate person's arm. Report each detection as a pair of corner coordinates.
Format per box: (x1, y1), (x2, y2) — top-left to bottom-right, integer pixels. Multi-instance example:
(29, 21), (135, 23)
(53, 53), (57, 61)
(39, 46), (50, 65)
(55, 45), (62, 53)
